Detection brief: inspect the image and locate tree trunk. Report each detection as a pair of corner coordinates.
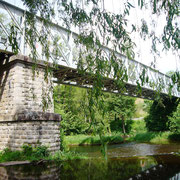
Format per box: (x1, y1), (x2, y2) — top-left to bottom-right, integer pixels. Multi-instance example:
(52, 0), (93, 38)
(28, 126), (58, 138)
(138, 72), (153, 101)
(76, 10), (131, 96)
(121, 116), (126, 135)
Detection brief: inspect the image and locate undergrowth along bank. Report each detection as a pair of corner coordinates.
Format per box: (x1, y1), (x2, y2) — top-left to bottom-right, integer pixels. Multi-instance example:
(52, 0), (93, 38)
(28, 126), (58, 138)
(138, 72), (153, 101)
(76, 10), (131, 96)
(65, 131), (180, 146)
(0, 145), (87, 163)
(64, 134), (124, 146)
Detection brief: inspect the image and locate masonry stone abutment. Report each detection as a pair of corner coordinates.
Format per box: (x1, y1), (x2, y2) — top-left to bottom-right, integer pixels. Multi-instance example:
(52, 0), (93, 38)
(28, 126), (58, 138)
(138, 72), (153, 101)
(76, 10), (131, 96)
(0, 54), (61, 152)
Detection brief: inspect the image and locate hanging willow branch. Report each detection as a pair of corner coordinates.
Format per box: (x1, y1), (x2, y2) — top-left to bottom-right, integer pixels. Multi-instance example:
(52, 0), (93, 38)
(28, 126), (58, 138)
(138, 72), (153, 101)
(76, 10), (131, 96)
(5, 0), (179, 157)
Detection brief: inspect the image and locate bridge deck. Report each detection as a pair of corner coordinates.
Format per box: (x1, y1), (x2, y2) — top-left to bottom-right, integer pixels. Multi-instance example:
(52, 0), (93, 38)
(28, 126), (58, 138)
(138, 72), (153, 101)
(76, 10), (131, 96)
(0, 0), (179, 99)
(0, 52), (168, 100)
(54, 64), (161, 100)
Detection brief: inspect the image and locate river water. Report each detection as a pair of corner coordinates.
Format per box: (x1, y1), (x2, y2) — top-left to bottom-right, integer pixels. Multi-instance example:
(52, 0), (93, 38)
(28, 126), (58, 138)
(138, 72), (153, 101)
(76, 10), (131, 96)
(0, 142), (180, 180)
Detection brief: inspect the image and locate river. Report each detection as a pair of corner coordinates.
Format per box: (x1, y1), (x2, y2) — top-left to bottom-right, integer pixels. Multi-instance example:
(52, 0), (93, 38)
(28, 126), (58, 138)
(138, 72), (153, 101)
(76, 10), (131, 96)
(0, 142), (180, 180)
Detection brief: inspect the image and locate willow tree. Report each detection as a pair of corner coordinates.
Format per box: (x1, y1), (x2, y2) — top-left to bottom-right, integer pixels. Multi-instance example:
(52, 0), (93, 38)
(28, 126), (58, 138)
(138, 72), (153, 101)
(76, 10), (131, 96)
(6, 0), (180, 152)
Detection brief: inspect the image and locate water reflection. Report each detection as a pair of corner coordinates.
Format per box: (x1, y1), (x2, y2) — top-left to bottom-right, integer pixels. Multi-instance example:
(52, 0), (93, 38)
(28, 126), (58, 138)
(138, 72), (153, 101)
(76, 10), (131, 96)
(0, 155), (180, 180)
(70, 142), (180, 158)
(0, 143), (180, 180)
(0, 163), (61, 180)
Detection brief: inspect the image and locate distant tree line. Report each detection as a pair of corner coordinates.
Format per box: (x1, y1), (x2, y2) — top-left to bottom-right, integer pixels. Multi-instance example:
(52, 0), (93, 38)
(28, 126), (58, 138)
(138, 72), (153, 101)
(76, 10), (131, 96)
(54, 85), (180, 136)
(54, 85), (136, 135)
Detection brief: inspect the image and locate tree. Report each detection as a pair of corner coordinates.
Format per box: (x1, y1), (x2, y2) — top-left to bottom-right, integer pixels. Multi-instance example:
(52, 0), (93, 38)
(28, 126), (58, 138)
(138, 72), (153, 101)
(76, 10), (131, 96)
(4, 0), (178, 101)
(144, 97), (179, 131)
(169, 102), (180, 133)
(2, 0), (179, 141)
(54, 85), (90, 135)
(105, 93), (136, 134)
(54, 85), (136, 135)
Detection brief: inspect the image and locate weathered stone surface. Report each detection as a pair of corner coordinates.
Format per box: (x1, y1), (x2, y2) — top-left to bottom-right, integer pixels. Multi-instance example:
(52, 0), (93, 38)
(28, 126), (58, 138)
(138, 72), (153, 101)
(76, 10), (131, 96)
(0, 113), (61, 152)
(0, 55), (54, 122)
(14, 111), (61, 121)
(0, 55), (61, 152)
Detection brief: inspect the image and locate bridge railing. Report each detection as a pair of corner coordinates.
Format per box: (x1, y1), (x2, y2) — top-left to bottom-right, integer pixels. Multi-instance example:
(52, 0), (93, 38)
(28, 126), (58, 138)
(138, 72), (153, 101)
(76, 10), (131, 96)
(0, 0), (179, 98)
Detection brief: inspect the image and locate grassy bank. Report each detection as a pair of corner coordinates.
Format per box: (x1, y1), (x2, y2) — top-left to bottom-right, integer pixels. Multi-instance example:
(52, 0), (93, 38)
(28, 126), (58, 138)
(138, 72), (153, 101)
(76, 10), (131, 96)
(0, 145), (87, 164)
(65, 131), (180, 146)
(128, 131), (174, 144)
(1, 132), (180, 163)
(64, 134), (124, 146)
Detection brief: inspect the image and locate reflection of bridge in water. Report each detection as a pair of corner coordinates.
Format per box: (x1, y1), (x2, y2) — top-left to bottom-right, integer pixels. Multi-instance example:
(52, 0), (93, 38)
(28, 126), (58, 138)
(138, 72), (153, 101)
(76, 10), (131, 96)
(0, 0), (179, 152)
(130, 163), (180, 180)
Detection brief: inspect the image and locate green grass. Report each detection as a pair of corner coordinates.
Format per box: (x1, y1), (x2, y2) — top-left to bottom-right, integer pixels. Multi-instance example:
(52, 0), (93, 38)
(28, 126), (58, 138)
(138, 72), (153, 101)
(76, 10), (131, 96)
(50, 151), (88, 161)
(127, 131), (176, 144)
(0, 149), (23, 162)
(130, 120), (147, 134)
(64, 120), (180, 146)
(65, 130), (180, 146)
(133, 98), (148, 118)
(0, 145), (87, 163)
(65, 133), (124, 146)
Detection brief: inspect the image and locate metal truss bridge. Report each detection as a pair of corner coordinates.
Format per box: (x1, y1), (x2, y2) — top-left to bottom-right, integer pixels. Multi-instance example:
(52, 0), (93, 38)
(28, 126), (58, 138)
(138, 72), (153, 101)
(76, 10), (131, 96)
(0, 0), (179, 100)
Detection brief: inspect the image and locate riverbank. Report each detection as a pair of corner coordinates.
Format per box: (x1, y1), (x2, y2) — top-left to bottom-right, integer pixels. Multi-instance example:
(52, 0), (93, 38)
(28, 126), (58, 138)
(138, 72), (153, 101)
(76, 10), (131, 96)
(65, 131), (180, 146)
(64, 134), (124, 146)
(1, 132), (180, 164)
(0, 145), (87, 164)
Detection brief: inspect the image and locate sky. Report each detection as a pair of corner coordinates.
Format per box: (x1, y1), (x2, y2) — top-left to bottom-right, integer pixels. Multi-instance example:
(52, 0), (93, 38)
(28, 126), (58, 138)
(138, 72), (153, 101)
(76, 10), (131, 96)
(103, 0), (180, 73)
(2, 0), (180, 74)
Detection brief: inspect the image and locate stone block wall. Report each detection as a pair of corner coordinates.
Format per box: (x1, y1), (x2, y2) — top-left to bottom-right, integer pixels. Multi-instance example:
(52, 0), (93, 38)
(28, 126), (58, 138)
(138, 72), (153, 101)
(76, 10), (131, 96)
(0, 55), (54, 121)
(0, 113), (60, 152)
(0, 54), (61, 152)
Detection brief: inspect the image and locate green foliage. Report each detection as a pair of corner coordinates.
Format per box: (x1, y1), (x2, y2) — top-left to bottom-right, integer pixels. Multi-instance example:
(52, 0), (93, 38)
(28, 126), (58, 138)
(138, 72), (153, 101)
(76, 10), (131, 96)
(106, 94), (136, 134)
(64, 130), (179, 146)
(60, 128), (69, 152)
(64, 134), (124, 146)
(33, 146), (49, 158)
(22, 144), (49, 160)
(169, 102), (180, 133)
(54, 85), (136, 135)
(110, 120), (133, 134)
(106, 94), (135, 120)
(0, 145), (87, 163)
(168, 133), (180, 141)
(51, 151), (87, 161)
(0, 145), (49, 163)
(22, 144), (33, 157)
(54, 85), (90, 135)
(143, 99), (153, 113)
(145, 97), (179, 131)
(128, 131), (172, 144)
(130, 120), (147, 134)
(0, 148), (22, 162)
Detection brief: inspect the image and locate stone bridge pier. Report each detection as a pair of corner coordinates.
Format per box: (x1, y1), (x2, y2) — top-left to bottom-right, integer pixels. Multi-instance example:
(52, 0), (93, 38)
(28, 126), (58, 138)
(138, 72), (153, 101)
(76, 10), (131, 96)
(0, 54), (61, 152)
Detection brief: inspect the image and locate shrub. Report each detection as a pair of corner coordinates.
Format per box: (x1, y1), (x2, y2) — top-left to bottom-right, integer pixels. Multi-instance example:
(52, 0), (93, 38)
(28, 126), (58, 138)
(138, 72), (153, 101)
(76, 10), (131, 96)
(0, 148), (22, 162)
(169, 103), (180, 133)
(33, 145), (49, 158)
(110, 119), (133, 133)
(145, 97), (179, 131)
(22, 144), (33, 157)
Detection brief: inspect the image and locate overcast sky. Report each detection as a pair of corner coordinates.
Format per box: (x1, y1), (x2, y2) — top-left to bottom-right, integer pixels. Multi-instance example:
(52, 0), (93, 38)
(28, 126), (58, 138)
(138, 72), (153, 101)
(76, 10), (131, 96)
(3, 0), (180, 74)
